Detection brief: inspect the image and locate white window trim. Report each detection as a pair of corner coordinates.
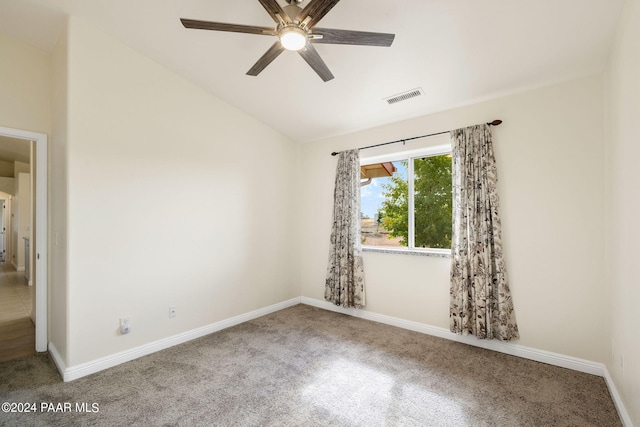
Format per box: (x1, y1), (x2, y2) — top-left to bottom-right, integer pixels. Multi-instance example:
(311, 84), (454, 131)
(361, 142), (452, 257)
(362, 246), (451, 257)
(360, 143), (451, 165)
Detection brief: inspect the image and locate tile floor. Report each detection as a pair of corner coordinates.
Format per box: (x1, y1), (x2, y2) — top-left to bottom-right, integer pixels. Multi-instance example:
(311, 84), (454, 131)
(0, 261), (35, 362)
(0, 262), (32, 322)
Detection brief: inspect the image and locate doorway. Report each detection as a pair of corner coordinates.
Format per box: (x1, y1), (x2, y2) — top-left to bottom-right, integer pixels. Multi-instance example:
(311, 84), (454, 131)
(0, 126), (47, 353)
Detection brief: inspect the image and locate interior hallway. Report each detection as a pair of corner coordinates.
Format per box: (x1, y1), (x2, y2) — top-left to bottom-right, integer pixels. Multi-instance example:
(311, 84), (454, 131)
(0, 261), (34, 362)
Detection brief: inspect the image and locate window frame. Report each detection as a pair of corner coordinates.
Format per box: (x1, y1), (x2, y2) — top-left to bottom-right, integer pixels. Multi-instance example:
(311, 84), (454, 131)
(360, 142), (452, 256)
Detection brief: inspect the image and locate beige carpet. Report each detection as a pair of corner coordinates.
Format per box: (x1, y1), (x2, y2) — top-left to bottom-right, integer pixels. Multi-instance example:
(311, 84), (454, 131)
(0, 304), (621, 426)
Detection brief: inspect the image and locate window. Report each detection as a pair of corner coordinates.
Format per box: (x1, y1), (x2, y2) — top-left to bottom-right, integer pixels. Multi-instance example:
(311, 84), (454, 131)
(360, 144), (452, 254)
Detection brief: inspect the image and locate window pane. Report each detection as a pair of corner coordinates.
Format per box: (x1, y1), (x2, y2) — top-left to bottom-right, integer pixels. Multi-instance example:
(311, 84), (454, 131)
(361, 161), (407, 247)
(413, 154), (452, 249)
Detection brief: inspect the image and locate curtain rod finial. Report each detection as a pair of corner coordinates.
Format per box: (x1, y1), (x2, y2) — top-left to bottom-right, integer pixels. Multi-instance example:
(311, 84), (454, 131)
(488, 119), (502, 126)
(331, 151), (339, 156)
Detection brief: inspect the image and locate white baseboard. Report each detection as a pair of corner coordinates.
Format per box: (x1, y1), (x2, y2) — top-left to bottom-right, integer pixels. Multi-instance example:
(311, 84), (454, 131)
(301, 297), (634, 425)
(51, 297), (301, 382)
(302, 297), (605, 374)
(48, 341), (66, 377)
(603, 366), (634, 427)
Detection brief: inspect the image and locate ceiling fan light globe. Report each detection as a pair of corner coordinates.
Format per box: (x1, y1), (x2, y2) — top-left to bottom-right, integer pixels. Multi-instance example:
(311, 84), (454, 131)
(279, 26), (307, 51)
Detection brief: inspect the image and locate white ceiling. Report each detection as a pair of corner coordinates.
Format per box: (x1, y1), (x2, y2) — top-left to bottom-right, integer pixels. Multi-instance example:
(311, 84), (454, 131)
(0, 0), (625, 143)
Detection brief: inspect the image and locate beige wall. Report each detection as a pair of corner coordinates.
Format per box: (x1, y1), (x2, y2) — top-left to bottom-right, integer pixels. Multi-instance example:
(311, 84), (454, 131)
(0, 160), (14, 177)
(605, 0), (640, 424)
(0, 32), (51, 134)
(14, 161), (30, 175)
(13, 161), (31, 270)
(298, 75), (607, 363)
(63, 18), (299, 366)
(49, 21), (69, 363)
(0, 178), (15, 196)
(14, 172), (30, 270)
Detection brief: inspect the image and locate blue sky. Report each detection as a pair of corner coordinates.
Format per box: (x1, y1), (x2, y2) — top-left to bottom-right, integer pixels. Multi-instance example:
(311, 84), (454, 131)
(361, 161), (406, 218)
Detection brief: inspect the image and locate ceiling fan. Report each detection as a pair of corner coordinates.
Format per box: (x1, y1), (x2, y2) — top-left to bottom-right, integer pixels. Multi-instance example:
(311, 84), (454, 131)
(180, 0), (395, 82)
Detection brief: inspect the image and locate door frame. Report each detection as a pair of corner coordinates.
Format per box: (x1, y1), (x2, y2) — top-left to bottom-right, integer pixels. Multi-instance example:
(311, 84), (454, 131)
(0, 126), (47, 352)
(0, 198), (5, 262)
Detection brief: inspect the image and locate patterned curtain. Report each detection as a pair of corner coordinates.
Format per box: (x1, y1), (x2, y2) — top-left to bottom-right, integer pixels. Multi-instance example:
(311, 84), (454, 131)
(325, 149), (365, 308)
(449, 124), (519, 341)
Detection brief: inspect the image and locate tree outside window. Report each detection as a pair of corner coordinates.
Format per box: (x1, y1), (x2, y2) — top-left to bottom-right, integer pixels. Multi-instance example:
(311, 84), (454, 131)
(361, 151), (452, 251)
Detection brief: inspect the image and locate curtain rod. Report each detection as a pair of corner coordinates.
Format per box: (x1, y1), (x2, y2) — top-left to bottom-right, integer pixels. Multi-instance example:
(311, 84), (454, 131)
(330, 120), (502, 156)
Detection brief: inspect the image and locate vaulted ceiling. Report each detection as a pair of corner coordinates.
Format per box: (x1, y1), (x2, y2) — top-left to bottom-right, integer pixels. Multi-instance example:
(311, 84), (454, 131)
(0, 0), (625, 143)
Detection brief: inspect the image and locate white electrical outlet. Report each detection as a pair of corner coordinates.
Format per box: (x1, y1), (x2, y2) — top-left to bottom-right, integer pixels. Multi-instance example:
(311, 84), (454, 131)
(120, 317), (131, 334)
(169, 306), (176, 318)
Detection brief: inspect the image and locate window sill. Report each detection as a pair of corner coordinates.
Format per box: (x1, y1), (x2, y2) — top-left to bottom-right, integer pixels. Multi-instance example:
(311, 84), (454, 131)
(362, 246), (451, 258)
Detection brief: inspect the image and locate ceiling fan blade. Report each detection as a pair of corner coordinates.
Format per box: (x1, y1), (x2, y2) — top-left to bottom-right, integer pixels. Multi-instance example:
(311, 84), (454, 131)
(181, 19), (274, 36)
(311, 28), (395, 47)
(258, 0), (292, 24)
(247, 42), (286, 76)
(298, 43), (334, 82)
(296, 0), (340, 28)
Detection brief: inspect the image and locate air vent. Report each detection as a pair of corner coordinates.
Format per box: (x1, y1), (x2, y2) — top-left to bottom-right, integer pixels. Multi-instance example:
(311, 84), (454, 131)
(384, 88), (424, 105)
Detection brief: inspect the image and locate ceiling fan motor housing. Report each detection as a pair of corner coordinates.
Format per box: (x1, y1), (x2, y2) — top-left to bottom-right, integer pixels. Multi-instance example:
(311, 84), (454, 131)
(283, 4), (303, 23)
